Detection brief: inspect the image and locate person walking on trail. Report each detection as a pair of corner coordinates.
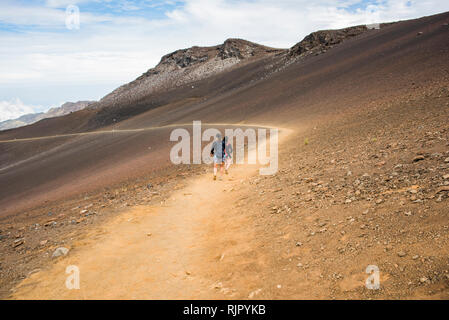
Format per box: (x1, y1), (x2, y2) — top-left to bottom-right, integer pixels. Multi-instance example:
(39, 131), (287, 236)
(210, 133), (225, 180)
(223, 136), (233, 175)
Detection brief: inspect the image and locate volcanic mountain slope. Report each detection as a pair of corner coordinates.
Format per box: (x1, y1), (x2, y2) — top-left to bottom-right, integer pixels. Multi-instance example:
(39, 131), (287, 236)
(92, 39), (284, 110)
(0, 12), (449, 299)
(0, 24), (383, 138)
(0, 24), (388, 217)
(1, 10), (448, 222)
(94, 25), (384, 114)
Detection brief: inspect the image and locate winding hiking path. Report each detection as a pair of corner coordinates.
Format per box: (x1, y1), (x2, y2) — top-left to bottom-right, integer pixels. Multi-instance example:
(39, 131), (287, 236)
(0, 123), (285, 144)
(9, 126), (292, 299)
(10, 165), (264, 299)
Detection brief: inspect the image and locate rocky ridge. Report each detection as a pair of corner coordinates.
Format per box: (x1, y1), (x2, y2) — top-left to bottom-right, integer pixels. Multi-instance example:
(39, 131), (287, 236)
(91, 39), (284, 109)
(90, 25), (391, 113)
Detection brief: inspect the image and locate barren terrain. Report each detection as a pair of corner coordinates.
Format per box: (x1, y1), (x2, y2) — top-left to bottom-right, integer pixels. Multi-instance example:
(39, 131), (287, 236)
(1, 12), (448, 299)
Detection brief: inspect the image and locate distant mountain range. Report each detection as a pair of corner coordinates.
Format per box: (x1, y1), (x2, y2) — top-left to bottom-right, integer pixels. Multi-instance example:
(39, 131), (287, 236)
(0, 101), (95, 131)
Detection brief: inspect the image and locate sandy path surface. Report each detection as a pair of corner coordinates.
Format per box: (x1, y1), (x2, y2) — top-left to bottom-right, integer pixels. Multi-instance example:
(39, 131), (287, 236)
(5, 125), (291, 300)
(10, 164), (262, 299)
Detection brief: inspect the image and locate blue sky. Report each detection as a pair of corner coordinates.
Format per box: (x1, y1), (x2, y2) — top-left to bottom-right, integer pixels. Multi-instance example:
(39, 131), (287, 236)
(1, 0), (448, 121)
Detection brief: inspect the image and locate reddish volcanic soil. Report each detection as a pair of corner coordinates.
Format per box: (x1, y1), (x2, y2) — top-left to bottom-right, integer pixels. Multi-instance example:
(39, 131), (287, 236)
(1, 12), (448, 299)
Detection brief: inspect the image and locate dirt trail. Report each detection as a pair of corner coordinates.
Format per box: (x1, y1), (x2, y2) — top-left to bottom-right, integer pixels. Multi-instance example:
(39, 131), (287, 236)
(10, 165), (261, 299)
(10, 127), (292, 300)
(0, 123), (284, 144)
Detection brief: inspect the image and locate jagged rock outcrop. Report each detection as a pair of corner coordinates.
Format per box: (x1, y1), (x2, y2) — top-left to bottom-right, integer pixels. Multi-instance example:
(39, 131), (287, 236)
(288, 23), (395, 58)
(90, 24), (394, 112)
(288, 25), (369, 57)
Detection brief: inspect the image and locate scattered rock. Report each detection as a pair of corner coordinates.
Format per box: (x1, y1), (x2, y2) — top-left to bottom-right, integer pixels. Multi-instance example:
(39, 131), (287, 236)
(248, 288), (262, 299)
(13, 239), (24, 248)
(44, 220), (56, 227)
(76, 218), (85, 224)
(397, 251), (407, 257)
(28, 269), (41, 276)
(413, 155), (425, 162)
(318, 222), (327, 227)
(435, 186), (449, 194)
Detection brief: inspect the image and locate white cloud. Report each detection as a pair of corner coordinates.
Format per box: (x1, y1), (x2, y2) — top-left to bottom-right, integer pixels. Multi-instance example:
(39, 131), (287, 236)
(0, 98), (45, 122)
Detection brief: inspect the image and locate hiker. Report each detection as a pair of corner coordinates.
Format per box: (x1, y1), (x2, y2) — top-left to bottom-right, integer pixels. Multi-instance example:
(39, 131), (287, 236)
(210, 133), (225, 180)
(223, 136), (233, 174)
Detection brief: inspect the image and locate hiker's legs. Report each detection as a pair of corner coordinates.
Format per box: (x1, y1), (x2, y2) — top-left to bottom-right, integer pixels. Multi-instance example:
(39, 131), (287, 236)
(214, 163), (218, 176)
(225, 158), (232, 170)
(213, 154), (224, 179)
(213, 155), (222, 180)
(224, 158), (229, 174)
